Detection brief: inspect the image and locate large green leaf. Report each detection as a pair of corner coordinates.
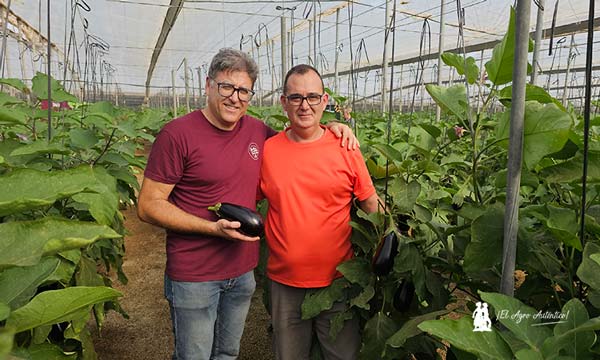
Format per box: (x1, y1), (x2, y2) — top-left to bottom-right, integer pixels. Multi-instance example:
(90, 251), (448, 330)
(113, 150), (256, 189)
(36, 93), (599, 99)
(0, 326), (14, 359)
(301, 278), (347, 320)
(480, 292), (551, 350)
(0, 106), (27, 125)
(0, 218), (121, 268)
(498, 84), (563, 110)
(425, 84), (468, 119)
(31, 72), (78, 102)
(496, 102), (572, 170)
(10, 141), (71, 157)
(5, 286), (121, 333)
(11, 343), (77, 359)
(390, 178), (421, 213)
(0, 257), (60, 309)
(541, 153), (600, 183)
(464, 208), (504, 273)
(577, 242), (600, 290)
(68, 128), (100, 150)
(441, 53), (480, 84)
(0, 302), (9, 321)
(360, 312), (398, 360)
(0, 92), (24, 106)
(337, 258), (372, 287)
(485, 7), (533, 86)
(0, 166), (117, 218)
(0, 78), (28, 92)
(419, 316), (512, 359)
(71, 167), (119, 225)
(541, 299), (596, 358)
(386, 310), (449, 348)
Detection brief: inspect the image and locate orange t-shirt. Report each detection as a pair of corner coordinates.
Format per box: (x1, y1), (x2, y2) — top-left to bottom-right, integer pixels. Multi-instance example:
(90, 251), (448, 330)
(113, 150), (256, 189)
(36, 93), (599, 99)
(260, 127), (376, 288)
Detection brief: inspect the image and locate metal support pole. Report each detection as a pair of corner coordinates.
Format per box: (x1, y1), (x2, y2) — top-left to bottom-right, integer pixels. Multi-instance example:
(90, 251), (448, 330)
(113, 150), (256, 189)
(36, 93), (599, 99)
(381, 0), (391, 114)
(398, 64), (404, 112)
(46, 0), (52, 142)
(184, 58), (190, 113)
(313, 0), (317, 71)
(531, 0), (545, 85)
(271, 39), (276, 105)
(308, 20), (313, 65)
(0, 0), (12, 79)
(280, 16), (287, 90)
(256, 44), (263, 107)
(435, 0), (446, 121)
(171, 69), (177, 116)
(501, 0), (531, 297)
(562, 34), (575, 106)
(334, 8), (340, 94)
(197, 67), (203, 108)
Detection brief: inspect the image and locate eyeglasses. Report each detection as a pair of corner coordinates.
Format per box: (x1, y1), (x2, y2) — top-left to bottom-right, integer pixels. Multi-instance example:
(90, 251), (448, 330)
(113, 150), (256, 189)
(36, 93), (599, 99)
(285, 93), (323, 106)
(211, 79), (255, 102)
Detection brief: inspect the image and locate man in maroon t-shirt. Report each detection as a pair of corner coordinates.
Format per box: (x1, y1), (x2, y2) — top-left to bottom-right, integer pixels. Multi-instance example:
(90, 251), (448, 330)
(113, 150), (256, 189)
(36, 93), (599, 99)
(137, 48), (357, 360)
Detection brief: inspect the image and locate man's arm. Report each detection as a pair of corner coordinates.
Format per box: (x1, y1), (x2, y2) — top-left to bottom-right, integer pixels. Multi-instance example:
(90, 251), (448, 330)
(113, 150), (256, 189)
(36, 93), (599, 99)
(358, 193), (384, 214)
(137, 177), (260, 242)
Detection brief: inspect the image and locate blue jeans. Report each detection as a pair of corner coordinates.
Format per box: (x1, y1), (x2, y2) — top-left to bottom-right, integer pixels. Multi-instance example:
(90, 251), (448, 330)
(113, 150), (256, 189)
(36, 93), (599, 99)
(164, 271), (256, 360)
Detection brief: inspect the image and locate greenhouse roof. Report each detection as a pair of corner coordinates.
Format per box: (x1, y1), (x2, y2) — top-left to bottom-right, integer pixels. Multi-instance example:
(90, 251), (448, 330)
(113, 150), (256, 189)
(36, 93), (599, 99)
(2, 0), (599, 102)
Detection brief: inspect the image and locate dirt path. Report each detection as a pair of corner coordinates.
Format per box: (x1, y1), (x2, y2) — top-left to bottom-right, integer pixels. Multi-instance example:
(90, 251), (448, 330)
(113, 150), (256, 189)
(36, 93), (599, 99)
(91, 205), (274, 360)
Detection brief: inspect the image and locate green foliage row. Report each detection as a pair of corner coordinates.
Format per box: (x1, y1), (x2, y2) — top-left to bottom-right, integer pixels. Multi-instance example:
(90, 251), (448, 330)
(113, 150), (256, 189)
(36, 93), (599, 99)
(0, 73), (172, 359)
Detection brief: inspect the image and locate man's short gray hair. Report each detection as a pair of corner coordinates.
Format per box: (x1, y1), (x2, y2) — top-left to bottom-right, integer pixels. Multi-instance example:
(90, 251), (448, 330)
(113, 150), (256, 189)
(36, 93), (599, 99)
(208, 48), (259, 86)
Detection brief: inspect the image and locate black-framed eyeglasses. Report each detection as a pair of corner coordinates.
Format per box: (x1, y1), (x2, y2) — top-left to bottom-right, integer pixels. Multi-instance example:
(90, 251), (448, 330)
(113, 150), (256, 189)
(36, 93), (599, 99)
(211, 79), (255, 102)
(285, 93), (323, 106)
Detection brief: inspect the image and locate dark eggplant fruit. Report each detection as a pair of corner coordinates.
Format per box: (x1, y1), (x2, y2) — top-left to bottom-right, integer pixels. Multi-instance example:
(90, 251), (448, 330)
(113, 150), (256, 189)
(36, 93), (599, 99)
(372, 230), (398, 276)
(208, 202), (264, 237)
(392, 280), (415, 312)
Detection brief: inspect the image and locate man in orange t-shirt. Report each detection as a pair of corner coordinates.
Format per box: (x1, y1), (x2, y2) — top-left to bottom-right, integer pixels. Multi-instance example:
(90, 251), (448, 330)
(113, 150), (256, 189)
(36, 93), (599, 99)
(260, 64), (382, 360)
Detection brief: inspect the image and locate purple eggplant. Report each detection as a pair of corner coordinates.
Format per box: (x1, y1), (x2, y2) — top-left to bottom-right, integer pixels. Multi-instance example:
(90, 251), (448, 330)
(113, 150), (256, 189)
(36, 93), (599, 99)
(208, 202), (264, 237)
(372, 231), (398, 276)
(392, 280), (415, 312)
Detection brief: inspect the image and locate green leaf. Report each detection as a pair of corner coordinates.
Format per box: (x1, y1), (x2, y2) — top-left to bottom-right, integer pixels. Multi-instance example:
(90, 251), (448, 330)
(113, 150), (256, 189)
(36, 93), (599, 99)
(11, 343), (78, 359)
(577, 242), (600, 290)
(0, 302), (9, 321)
(5, 286), (121, 333)
(69, 128), (99, 149)
(386, 310), (449, 348)
(301, 278), (347, 320)
(418, 316), (512, 359)
(546, 206), (581, 250)
(0, 92), (24, 106)
(515, 349), (544, 360)
(0, 106), (28, 125)
(541, 299), (596, 358)
(425, 84), (468, 119)
(349, 285), (374, 310)
(0, 257), (60, 309)
(496, 102), (572, 170)
(464, 208), (504, 273)
(498, 84), (563, 110)
(0, 218), (121, 269)
(360, 312), (398, 359)
(0, 166), (117, 218)
(10, 141), (71, 157)
(0, 78), (28, 92)
(31, 72), (78, 102)
(541, 153), (600, 183)
(337, 258), (372, 287)
(480, 292), (551, 350)
(371, 143), (404, 163)
(390, 178), (421, 213)
(485, 7), (533, 86)
(441, 53), (480, 84)
(0, 326), (14, 359)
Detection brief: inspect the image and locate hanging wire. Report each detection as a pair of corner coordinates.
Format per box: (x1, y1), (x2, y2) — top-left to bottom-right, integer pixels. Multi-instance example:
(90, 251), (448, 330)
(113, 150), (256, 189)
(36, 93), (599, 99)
(548, 0), (560, 55)
(406, 17), (431, 138)
(383, 0), (398, 211)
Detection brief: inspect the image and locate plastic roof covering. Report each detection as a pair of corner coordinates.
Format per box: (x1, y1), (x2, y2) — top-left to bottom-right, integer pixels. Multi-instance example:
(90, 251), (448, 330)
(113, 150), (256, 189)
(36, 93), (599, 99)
(4, 0), (599, 101)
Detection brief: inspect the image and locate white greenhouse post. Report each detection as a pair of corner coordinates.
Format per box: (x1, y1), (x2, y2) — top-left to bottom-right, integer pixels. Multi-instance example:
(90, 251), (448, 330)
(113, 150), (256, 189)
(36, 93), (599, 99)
(46, 0), (52, 141)
(501, 0), (531, 297)
(271, 39), (276, 105)
(256, 44), (263, 107)
(171, 69), (177, 117)
(313, 0), (317, 71)
(531, 0), (545, 85)
(562, 34), (576, 106)
(184, 58), (190, 113)
(398, 64), (403, 112)
(381, 0), (391, 114)
(334, 8), (340, 94)
(280, 16), (287, 90)
(197, 67), (203, 108)
(435, 0), (446, 122)
(308, 20), (313, 66)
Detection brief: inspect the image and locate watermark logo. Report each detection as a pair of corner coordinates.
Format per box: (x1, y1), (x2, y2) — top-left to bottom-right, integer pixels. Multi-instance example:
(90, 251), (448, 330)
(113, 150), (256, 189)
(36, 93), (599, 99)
(497, 309), (570, 326)
(472, 301), (492, 332)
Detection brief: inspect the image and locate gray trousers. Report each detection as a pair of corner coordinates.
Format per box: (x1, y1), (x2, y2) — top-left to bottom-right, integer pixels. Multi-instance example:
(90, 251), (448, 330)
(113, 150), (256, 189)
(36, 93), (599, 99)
(269, 280), (360, 360)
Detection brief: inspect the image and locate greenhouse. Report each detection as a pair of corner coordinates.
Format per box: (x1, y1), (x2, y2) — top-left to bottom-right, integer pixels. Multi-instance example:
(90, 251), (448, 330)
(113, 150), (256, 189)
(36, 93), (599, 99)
(0, 0), (599, 359)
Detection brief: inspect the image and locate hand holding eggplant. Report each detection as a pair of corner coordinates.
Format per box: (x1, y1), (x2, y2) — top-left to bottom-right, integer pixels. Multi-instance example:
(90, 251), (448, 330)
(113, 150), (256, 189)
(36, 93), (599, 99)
(208, 202), (264, 239)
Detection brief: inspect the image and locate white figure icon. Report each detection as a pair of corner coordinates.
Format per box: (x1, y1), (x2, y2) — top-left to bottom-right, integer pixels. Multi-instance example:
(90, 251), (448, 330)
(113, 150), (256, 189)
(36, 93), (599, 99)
(472, 301), (492, 332)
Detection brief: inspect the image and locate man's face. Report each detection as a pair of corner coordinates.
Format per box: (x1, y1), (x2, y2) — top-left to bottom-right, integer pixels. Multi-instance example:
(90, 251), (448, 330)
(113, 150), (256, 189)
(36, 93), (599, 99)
(205, 70), (254, 130)
(281, 70), (328, 131)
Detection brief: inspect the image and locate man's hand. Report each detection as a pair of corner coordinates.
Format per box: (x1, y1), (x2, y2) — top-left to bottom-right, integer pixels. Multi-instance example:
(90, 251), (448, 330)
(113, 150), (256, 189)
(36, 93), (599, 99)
(214, 219), (261, 242)
(327, 122), (359, 150)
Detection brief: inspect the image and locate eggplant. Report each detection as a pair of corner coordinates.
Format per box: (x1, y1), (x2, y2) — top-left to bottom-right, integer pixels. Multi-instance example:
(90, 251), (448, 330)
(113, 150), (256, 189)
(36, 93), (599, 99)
(392, 280), (415, 312)
(208, 202), (264, 237)
(372, 231), (398, 276)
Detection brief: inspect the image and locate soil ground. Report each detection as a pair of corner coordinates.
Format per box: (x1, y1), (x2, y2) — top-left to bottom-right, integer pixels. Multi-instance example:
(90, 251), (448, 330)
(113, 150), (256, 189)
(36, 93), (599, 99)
(90, 203), (274, 360)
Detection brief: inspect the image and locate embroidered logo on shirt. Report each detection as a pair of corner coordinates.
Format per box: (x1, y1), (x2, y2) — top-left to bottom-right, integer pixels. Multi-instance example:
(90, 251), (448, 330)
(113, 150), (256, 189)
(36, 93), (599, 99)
(248, 143), (259, 160)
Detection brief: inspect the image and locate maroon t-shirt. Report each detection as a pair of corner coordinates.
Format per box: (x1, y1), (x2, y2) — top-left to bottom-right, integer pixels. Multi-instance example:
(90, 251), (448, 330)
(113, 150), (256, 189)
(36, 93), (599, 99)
(144, 110), (277, 281)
